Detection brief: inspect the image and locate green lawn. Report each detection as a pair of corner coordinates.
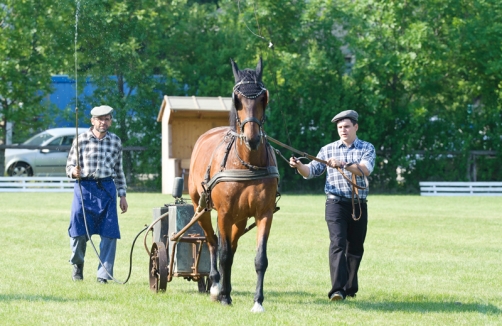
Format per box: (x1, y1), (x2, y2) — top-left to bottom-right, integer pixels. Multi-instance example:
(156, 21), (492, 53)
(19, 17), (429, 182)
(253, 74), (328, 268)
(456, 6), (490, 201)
(0, 193), (500, 325)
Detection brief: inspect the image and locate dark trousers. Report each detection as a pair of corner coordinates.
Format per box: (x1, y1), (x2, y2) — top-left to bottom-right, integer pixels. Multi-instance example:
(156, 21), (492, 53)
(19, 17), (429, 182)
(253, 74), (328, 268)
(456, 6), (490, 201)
(325, 198), (368, 298)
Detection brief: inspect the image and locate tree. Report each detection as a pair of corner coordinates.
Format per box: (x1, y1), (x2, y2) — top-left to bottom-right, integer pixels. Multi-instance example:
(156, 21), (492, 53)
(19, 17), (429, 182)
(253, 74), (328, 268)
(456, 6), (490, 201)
(3, 0), (500, 189)
(64, 0), (192, 186)
(338, 0), (502, 189)
(216, 0), (350, 192)
(0, 0), (63, 174)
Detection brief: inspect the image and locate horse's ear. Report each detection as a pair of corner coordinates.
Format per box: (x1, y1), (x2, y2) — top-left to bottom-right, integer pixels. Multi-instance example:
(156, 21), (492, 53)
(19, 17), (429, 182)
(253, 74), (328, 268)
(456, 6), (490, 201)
(264, 89), (269, 106)
(256, 57), (263, 81)
(231, 58), (240, 83)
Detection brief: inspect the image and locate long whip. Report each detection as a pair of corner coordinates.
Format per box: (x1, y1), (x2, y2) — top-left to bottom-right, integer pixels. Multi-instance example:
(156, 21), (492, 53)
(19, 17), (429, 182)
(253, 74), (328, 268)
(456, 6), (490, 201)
(74, 0), (80, 174)
(73, 0), (145, 284)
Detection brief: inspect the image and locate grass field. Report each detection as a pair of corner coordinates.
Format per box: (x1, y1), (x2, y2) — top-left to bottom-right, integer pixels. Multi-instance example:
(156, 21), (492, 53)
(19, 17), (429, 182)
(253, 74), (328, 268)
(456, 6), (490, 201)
(0, 192), (501, 325)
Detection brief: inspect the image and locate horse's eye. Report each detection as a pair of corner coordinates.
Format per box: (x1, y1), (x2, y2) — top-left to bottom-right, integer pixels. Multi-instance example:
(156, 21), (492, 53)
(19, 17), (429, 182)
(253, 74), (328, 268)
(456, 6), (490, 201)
(233, 96), (242, 110)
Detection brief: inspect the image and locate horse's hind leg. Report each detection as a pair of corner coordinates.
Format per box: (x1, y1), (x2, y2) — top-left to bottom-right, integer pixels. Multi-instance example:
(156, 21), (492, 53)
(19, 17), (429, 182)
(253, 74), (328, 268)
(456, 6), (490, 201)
(251, 215), (273, 313)
(197, 211), (220, 301)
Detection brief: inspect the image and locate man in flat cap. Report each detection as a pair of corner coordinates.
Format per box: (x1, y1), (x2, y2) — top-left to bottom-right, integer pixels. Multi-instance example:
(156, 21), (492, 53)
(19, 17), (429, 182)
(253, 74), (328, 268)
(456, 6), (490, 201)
(66, 105), (129, 284)
(289, 109), (376, 301)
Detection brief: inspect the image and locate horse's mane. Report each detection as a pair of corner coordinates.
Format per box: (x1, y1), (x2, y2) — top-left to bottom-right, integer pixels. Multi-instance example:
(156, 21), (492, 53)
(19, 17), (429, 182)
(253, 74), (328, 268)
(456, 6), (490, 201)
(229, 62), (266, 130)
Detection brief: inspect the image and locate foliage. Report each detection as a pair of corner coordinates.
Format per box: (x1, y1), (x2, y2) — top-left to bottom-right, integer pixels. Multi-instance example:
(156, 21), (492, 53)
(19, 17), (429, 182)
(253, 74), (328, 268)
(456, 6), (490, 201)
(338, 0), (502, 191)
(0, 0), (60, 139)
(214, 0), (350, 192)
(65, 0), (190, 185)
(0, 0), (64, 173)
(1, 0), (501, 190)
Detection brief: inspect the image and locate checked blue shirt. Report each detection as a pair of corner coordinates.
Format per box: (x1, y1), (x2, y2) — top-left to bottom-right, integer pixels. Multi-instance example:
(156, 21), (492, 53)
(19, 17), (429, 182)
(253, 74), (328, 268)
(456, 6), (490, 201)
(66, 128), (127, 197)
(305, 137), (376, 199)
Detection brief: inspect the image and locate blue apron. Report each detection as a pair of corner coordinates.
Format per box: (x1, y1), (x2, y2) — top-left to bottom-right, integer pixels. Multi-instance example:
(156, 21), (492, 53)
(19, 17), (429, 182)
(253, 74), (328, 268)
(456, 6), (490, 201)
(68, 178), (121, 239)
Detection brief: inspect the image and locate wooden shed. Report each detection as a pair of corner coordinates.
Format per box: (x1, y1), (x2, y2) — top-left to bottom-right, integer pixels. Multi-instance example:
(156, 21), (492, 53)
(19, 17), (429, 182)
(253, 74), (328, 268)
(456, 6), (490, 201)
(157, 95), (232, 194)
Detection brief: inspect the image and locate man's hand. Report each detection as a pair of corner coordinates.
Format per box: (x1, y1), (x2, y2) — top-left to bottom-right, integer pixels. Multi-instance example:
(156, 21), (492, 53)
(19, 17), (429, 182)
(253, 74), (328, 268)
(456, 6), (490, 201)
(289, 156), (311, 178)
(119, 196), (128, 214)
(327, 158), (346, 169)
(289, 156), (301, 168)
(72, 166), (81, 179)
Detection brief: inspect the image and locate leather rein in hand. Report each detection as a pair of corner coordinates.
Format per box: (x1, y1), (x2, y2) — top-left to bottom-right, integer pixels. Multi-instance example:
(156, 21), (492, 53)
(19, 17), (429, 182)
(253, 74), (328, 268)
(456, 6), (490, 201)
(265, 135), (368, 221)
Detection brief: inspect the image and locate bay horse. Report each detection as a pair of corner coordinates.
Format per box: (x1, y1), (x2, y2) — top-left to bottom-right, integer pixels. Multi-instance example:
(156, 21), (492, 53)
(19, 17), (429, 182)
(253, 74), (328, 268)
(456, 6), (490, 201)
(188, 57), (279, 313)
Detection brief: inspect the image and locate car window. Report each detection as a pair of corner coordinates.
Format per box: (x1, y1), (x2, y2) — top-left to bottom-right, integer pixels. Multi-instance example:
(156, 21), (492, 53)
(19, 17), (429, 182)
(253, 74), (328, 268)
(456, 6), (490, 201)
(23, 132), (52, 145)
(47, 137), (64, 146)
(61, 136), (74, 146)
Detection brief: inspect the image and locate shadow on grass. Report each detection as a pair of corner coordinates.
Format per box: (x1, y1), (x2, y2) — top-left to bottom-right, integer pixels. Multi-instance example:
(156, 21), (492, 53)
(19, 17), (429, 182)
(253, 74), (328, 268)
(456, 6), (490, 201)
(233, 290), (501, 314)
(344, 299), (501, 314)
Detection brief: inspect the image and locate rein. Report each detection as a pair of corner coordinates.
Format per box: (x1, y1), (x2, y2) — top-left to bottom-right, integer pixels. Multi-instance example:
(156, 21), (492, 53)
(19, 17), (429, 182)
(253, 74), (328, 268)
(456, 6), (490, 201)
(265, 135), (368, 190)
(265, 135), (368, 221)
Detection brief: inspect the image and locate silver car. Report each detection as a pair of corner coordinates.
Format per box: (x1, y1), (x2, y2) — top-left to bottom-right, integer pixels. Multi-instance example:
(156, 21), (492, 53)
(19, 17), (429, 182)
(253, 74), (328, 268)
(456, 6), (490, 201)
(4, 128), (88, 177)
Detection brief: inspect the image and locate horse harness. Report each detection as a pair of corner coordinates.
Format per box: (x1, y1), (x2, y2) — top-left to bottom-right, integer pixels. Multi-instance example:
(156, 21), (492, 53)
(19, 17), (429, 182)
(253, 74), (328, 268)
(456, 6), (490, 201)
(198, 130), (280, 211)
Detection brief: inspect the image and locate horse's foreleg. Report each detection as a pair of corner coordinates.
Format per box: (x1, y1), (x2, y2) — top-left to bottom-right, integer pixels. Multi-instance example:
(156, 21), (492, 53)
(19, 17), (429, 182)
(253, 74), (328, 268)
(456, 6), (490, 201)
(218, 232), (234, 305)
(251, 215), (272, 313)
(216, 219), (246, 306)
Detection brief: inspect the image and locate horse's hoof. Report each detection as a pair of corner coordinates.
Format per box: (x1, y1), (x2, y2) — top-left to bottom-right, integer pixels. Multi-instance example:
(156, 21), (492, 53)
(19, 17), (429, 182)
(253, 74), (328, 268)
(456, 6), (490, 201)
(210, 283), (220, 301)
(250, 302), (265, 313)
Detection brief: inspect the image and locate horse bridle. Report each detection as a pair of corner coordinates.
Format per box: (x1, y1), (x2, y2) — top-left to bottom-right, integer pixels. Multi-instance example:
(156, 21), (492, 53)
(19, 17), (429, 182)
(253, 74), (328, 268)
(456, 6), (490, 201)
(233, 80), (267, 99)
(232, 80), (268, 138)
(237, 116), (264, 135)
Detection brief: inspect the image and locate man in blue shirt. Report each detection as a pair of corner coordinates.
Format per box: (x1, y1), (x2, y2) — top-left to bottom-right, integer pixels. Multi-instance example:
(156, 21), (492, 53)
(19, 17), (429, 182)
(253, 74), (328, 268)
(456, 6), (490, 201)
(289, 109), (376, 301)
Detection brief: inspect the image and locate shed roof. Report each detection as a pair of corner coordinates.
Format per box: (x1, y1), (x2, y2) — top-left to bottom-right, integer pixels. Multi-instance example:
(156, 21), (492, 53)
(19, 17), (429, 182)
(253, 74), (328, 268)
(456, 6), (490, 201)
(157, 95), (233, 123)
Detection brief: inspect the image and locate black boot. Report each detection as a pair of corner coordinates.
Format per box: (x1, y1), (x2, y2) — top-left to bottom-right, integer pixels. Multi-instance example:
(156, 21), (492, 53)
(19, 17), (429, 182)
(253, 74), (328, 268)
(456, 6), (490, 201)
(72, 263), (84, 281)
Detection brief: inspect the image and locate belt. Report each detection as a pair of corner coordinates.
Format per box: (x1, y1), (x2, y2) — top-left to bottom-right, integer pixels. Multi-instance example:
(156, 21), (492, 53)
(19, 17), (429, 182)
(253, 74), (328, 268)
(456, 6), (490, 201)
(79, 177), (113, 182)
(327, 193), (367, 204)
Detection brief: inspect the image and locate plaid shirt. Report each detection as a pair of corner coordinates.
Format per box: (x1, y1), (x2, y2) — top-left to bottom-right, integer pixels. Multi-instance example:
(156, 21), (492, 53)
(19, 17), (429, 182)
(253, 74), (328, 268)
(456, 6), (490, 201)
(305, 137), (376, 199)
(66, 128), (127, 197)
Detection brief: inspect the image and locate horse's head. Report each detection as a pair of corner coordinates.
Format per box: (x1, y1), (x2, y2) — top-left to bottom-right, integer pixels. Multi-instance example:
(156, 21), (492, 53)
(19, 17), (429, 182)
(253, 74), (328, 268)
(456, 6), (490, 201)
(230, 57), (269, 151)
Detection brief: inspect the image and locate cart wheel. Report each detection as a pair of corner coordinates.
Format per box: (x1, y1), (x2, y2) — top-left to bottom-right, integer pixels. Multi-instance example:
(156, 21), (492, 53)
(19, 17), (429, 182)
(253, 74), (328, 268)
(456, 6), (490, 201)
(197, 276), (211, 293)
(149, 242), (168, 292)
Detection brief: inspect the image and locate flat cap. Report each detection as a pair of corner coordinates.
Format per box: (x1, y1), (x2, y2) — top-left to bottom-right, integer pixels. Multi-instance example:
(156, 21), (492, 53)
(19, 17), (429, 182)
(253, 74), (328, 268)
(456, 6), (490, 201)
(90, 105), (114, 117)
(331, 110), (358, 123)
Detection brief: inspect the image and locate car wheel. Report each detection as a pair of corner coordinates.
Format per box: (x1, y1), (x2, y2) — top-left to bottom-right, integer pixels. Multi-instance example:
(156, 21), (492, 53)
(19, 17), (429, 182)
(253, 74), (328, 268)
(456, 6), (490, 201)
(7, 162), (33, 177)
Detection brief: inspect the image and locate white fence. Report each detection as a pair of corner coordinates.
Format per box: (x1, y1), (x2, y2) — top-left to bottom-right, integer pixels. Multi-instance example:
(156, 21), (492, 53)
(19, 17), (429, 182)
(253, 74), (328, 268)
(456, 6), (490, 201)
(0, 177), (74, 192)
(420, 181), (502, 196)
